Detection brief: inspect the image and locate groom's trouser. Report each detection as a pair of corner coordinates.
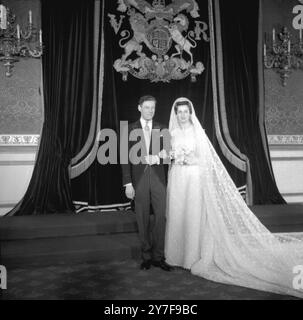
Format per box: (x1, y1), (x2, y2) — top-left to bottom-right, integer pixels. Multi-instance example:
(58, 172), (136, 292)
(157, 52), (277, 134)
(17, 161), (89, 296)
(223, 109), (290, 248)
(134, 166), (166, 262)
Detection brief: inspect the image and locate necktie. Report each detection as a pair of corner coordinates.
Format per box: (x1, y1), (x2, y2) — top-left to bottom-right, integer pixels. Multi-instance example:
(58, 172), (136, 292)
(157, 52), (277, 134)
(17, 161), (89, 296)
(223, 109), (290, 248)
(144, 121), (151, 152)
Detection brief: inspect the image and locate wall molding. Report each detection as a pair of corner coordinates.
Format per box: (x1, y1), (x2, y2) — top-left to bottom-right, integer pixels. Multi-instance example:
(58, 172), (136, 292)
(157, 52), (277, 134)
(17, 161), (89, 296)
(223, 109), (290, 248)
(281, 192), (303, 196)
(0, 160), (36, 166)
(271, 156), (303, 161)
(0, 146), (38, 153)
(267, 135), (303, 145)
(269, 143), (303, 204)
(0, 134), (299, 146)
(0, 202), (17, 209)
(0, 134), (40, 146)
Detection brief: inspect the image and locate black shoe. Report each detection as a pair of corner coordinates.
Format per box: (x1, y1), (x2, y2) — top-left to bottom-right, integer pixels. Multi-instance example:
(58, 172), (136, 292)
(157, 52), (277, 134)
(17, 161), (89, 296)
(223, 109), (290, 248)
(151, 260), (173, 272)
(140, 260), (152, 270)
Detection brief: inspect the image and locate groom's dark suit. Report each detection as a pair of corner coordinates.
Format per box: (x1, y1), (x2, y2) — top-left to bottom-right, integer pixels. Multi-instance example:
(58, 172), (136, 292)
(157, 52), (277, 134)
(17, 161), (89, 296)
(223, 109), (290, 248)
(122, 119), (169, 263)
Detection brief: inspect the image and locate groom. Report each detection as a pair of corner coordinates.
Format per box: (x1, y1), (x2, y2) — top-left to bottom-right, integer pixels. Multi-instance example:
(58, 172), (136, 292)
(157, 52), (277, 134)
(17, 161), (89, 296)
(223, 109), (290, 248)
(121, 95), (172, 271)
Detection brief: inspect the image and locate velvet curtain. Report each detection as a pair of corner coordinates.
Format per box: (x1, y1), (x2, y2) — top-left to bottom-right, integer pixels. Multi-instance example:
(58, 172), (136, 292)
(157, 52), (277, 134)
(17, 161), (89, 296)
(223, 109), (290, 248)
(8, 0), (284, 216)
(71, 0), (219, 212)
(8, 0), (96, 215)
(218, 0), (285, 204)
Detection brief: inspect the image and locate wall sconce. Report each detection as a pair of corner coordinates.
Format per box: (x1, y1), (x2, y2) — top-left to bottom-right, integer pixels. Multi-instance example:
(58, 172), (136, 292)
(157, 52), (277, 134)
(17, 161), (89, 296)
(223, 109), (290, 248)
(0, 4), (43, 77)
(264, 26), (303, 86)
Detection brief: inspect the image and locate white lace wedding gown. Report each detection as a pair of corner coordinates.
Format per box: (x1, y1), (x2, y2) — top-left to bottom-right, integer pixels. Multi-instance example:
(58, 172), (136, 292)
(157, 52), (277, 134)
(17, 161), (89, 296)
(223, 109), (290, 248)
(165, 98), (303, 298)
(165, 126), (206, 269)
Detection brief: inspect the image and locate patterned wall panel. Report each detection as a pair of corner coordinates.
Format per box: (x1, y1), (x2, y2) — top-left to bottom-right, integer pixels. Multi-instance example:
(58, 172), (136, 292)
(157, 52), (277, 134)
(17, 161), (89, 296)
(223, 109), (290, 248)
(0, 0), (43, 137)
(265, 70), (303, 135)
(263, 0), (303, 142)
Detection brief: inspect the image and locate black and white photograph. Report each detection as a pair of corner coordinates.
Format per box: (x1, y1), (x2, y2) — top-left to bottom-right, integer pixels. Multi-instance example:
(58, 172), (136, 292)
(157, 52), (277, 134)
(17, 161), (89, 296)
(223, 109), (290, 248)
(1, 0), (303, 304)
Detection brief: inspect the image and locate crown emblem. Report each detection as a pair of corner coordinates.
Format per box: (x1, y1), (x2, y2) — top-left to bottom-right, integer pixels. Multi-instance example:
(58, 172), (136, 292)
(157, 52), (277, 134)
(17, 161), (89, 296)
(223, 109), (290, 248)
(109, 0), (208, 82)
(152, 0), (165, 9)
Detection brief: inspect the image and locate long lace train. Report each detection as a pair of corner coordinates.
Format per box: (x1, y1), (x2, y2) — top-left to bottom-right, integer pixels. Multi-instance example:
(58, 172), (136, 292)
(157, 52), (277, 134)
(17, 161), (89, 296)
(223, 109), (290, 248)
(165, 97), (303, 298)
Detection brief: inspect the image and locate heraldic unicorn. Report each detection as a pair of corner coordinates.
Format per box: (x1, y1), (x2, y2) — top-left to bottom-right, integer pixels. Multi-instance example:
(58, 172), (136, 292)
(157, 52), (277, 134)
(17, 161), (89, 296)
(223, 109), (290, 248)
(108, 0), (210, 82)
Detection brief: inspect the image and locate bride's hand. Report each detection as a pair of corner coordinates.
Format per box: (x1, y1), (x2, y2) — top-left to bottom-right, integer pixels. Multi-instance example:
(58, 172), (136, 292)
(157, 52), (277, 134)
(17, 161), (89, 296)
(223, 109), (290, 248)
(145, 155), (160, 165)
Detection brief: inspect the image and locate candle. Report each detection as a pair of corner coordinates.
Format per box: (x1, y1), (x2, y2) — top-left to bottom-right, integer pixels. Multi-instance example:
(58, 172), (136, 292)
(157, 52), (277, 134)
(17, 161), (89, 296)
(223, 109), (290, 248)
(300, 29), (302, 41)
(0, 5), (4, 25)
(264, 44), (266, 57)
(0, 5), (7, 30)
(39, 30), (42, 44)
(16, 24), (20, 39)
(29, 10), (32, 24)
(273, 28), (275, 42)
(288, 40), (291, 53)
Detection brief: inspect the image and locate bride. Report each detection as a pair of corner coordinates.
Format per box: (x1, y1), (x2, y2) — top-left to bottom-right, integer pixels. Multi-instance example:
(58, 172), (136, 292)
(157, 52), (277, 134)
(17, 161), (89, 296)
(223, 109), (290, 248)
(164, 97), (303, 298)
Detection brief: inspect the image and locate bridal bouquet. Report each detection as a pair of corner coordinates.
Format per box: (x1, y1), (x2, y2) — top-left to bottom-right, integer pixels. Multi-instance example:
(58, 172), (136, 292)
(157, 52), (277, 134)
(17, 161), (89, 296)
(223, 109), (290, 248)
(170, 146), (194, 165)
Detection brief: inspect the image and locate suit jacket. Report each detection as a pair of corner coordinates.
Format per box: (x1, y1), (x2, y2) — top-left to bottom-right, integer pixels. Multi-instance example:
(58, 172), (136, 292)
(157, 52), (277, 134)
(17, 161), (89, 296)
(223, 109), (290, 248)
(121, 120), (170, 189)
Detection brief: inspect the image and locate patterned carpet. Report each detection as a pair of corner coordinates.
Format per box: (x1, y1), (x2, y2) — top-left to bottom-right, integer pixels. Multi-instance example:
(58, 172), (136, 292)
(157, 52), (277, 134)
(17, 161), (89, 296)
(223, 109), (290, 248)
(1, 259), (298, 300)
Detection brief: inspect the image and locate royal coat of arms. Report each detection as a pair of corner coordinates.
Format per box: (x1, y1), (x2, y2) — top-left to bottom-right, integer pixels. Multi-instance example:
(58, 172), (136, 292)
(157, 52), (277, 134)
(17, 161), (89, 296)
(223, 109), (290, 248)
(108, 0), (209, 82)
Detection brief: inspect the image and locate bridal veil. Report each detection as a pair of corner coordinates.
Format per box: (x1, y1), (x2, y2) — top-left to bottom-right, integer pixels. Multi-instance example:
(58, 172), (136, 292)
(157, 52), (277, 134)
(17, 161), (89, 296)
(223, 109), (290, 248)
(167, 97), (303, 298)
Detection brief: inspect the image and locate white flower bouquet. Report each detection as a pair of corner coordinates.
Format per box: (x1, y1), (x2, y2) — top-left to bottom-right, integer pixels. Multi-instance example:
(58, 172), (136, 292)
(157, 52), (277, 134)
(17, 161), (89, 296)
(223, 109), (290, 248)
(170, 146), (195, 165)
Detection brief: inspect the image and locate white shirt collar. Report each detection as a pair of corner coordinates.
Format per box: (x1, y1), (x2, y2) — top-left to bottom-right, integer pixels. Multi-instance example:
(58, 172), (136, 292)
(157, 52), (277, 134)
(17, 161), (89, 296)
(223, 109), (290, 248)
(140, 118), (152, 129)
